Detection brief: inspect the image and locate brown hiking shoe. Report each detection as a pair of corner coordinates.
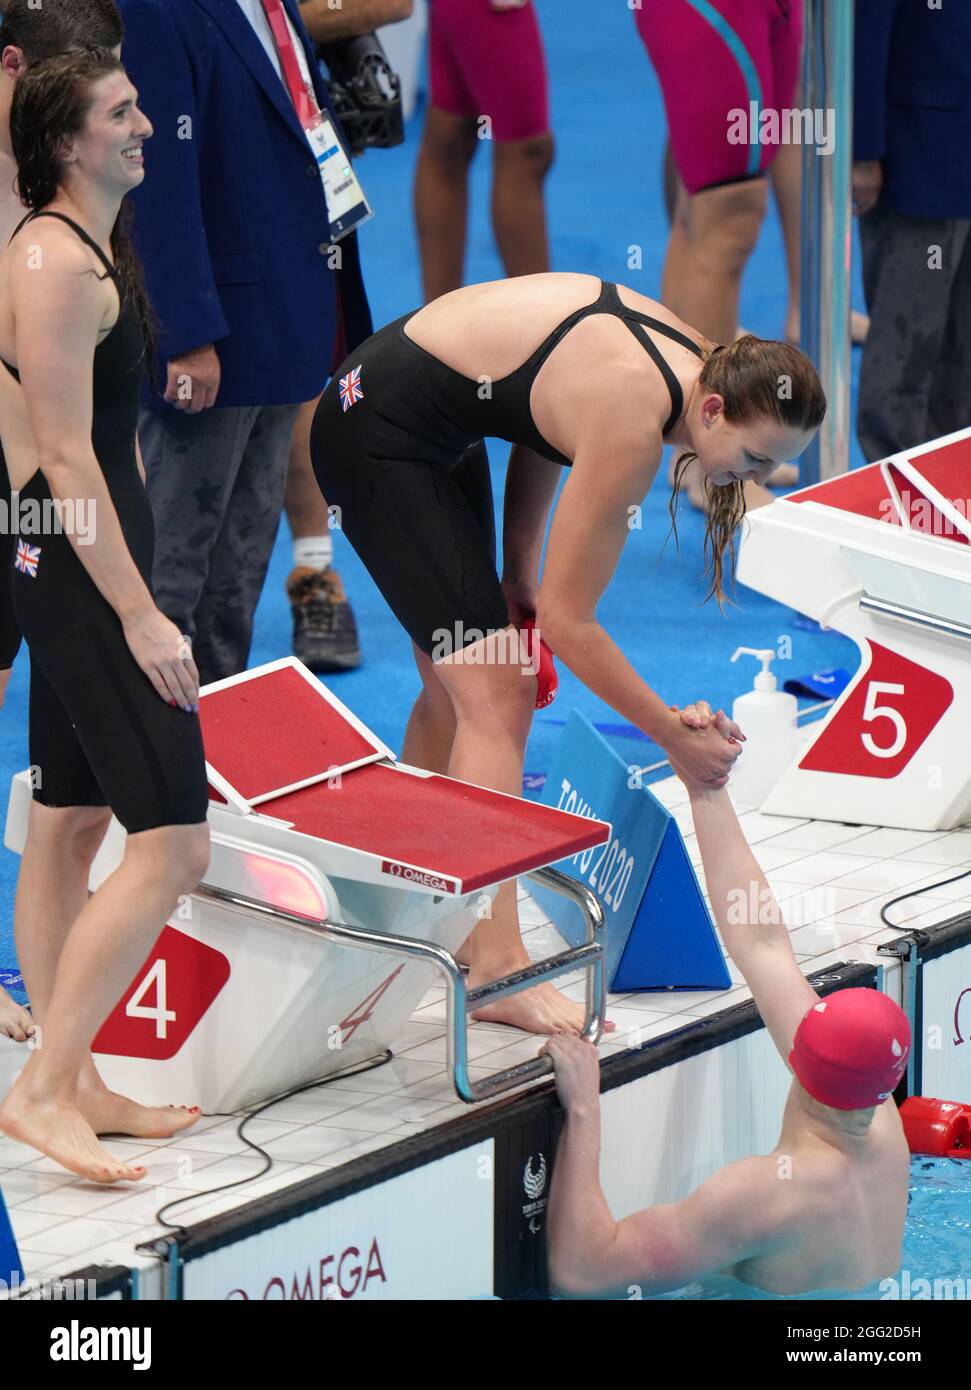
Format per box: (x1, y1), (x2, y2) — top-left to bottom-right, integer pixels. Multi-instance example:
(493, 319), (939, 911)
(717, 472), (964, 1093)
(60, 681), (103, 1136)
(286, 565), (362, 672)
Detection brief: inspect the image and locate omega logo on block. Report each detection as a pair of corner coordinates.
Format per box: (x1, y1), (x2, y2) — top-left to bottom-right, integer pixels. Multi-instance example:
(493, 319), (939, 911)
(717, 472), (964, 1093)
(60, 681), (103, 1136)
(381, 859), (456, 893)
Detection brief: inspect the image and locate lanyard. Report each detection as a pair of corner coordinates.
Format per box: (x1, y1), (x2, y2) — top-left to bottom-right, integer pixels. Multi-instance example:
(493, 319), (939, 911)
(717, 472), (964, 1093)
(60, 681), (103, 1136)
(258, 0), (372, 243)
(260, 0), (319, 128)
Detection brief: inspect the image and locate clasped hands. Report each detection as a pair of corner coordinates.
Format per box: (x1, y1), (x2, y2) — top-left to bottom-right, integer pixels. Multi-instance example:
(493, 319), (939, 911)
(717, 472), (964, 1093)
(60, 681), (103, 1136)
(666, 699), (745, 791)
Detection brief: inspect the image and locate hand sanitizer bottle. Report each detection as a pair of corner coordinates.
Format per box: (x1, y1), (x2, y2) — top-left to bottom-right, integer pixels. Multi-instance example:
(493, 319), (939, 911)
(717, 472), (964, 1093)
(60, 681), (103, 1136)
(729, 647), (798, 807)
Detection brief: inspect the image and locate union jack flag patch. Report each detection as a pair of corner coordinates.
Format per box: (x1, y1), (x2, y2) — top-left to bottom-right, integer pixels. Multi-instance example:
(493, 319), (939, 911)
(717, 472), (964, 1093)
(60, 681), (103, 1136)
(339, 364), (364, 412)
(14, 540), (40, 577)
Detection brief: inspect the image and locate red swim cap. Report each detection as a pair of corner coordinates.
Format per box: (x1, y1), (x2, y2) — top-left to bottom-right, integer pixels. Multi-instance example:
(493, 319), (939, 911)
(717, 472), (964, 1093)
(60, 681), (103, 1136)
(789, 989), (911, 1111)
(520, 620), (558, 709)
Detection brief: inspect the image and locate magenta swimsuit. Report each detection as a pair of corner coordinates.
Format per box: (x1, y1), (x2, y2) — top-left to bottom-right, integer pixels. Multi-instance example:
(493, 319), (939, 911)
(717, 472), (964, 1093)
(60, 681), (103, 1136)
(636, 0), (803, 195)
(428, 0), (550, 143)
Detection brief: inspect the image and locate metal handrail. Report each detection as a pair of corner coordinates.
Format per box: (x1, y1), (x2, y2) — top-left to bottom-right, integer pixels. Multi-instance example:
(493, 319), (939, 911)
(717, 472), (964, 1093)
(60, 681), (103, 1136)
(859, 595), (971, 646)
(192, 864), (605, 1104)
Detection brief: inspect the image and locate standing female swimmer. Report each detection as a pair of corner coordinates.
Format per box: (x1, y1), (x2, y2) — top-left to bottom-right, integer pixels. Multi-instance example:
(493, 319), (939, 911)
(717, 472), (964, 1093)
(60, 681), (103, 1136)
(0, 50), (210, 1184)
(310, 273), (825, 1036)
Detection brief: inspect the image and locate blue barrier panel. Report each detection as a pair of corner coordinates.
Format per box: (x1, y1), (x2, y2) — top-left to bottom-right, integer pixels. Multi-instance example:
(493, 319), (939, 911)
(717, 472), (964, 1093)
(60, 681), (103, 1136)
(0, 1186), (24, 1289)
(531, 710), (731, 992)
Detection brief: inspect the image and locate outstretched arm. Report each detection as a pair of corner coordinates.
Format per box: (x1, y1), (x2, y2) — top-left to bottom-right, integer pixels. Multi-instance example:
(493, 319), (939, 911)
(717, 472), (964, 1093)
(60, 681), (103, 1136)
(543, 1037), (778, 1297)
(536, 429), (740, 788)
(673, 703), (818, 1060)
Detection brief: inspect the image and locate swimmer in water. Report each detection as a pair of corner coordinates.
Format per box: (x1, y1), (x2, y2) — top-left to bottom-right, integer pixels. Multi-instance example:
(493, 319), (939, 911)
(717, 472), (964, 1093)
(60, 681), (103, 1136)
(544, 702), (911, 1297)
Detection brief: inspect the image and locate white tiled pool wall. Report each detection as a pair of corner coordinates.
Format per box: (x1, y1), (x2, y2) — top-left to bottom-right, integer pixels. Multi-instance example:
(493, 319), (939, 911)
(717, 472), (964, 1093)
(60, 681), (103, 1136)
(0, 771), (968, 1293)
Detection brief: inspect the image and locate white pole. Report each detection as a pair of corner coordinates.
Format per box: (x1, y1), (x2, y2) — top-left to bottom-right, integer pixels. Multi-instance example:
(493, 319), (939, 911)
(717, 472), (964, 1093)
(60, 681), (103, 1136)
(799, 0), (854, 484)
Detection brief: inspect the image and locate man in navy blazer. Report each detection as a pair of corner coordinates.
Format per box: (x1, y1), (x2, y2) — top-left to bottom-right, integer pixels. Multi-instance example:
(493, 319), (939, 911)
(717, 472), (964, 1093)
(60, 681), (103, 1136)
(853, 0), (971, 462)
(119, 0), (372, 682)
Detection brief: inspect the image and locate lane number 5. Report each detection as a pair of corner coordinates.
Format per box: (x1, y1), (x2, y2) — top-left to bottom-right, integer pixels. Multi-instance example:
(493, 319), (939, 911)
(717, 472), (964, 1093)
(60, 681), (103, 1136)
(861, 681), (907, 759)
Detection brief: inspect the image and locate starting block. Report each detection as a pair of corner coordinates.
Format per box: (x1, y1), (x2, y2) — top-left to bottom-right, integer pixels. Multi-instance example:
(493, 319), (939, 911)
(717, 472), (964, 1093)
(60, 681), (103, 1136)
(737, 427), (971, 830)
(4, 659), (610, 1110)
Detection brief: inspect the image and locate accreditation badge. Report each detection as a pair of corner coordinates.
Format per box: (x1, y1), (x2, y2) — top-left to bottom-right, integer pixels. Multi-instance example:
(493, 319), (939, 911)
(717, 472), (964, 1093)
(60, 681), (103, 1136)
(305, 112), (373, 243)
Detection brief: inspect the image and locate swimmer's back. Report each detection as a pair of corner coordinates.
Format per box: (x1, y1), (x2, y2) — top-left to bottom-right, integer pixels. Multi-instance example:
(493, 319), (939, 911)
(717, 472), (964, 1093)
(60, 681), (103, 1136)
(402, 271), (705, 462)
(404, 271), (702, 385)
(730, 1103), (910, 1295)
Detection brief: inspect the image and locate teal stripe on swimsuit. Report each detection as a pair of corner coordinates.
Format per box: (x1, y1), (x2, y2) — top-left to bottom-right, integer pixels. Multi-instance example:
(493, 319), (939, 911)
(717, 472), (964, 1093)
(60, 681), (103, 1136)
(684, 0), (764, 176)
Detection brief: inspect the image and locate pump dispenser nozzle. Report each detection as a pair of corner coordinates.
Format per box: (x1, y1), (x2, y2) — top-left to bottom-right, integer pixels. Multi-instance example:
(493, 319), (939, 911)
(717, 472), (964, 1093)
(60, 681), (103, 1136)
(731, 646), (779, 692)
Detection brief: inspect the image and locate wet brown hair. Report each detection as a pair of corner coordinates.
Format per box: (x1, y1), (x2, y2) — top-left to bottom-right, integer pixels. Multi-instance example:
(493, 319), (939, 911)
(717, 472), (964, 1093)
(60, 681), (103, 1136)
(10, 47), (155, 367)
(667, 335), (826, 608)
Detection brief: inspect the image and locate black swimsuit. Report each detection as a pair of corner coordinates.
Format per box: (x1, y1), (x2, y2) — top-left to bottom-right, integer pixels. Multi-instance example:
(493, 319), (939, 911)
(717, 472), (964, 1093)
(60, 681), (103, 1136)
(1, 211), (208, 832)
(310, 279), (704, 658)
(0, 444), (21, 669)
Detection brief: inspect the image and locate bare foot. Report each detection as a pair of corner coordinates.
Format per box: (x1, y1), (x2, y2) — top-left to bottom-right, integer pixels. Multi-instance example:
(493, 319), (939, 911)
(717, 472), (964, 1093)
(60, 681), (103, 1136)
(77, 1073), (201, 1140)
(0, 1082), (147, 1184)
(469, 968), (615, 1037)
(0, 987), (34, 1043)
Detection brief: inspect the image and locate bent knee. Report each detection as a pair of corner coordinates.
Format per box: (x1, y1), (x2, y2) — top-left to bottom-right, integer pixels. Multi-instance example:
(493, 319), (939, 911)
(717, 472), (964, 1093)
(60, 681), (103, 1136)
(421, 107), (479, 163)
(177, 825), (211, 890)
(683, 179), (768, 266)
(129, 821), (210, 894)
(437, 637), (537, 724)
(68, 809), (114, 864)
(495, 130), (555, 178)
(28, 803), (113, 865)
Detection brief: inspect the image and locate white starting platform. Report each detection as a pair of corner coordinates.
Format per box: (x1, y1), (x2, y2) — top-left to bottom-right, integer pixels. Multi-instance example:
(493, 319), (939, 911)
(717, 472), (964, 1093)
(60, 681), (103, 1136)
(3, 659), (609, 1112)
(737, 427), (971, 830)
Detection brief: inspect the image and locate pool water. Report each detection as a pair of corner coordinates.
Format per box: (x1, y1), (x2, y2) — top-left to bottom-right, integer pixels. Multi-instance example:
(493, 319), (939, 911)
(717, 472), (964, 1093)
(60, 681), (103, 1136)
(650, 1158), (971, 1301)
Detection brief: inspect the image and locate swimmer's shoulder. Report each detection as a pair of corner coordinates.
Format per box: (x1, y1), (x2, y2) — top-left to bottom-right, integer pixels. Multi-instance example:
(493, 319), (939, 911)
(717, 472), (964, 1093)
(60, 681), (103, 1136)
(4, 217), (117, 327)
(6, 214), (111, 284)
(615, 282), (708, 355)
(688, 1151), (804, 1253)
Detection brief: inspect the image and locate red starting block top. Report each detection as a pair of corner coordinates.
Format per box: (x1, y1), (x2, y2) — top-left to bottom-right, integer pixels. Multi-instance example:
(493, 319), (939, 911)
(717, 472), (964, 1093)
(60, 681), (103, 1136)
(905, 435), (971, 509)
(200, 660), (609, 893)
(200, 660), (391, 806)
(268, 763), (608, 895)
(787, 433), (971, 543)
(788, 461), (896, 523)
